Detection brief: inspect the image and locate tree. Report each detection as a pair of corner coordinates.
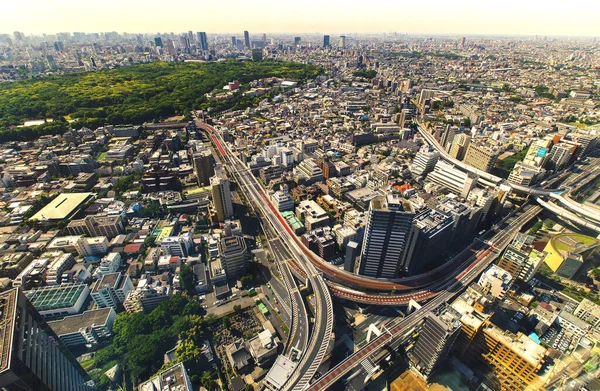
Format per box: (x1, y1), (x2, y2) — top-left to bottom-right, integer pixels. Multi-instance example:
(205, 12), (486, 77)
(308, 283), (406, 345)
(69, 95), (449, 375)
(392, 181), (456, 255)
(222, 317), (231, 329)
(245, 384), (254, 391)
(201, 371), (217, 390)
(180, 263), (195, 296)
(233, 305), (242, 313)
(144, 235), (156, 248)
(240, 275), (253, 289)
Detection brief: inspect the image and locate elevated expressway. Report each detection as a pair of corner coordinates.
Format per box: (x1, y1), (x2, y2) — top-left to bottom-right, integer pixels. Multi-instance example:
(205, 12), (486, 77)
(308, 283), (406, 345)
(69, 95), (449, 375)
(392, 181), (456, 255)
(201, 123), (332, 391)
(416, 122), (600, 232)
(306, 204), (542, 391)
(201, 121), (541, 307)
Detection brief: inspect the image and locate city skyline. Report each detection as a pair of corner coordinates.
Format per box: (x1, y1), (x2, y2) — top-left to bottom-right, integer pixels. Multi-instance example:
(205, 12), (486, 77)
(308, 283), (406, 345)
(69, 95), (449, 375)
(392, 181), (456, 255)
(3, 0), (600, 37)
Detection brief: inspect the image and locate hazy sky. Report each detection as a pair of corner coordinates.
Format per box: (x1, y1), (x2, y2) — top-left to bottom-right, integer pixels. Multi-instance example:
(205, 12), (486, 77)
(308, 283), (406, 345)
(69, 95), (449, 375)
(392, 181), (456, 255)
(2, 0), (600, 37)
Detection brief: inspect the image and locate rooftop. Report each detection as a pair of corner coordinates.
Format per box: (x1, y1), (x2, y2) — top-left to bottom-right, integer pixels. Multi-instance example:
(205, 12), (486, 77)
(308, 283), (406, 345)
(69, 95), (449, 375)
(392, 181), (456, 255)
(31, 192), (94, 221)
(25, 283), (87, 311)
(48, 307), (114, 336)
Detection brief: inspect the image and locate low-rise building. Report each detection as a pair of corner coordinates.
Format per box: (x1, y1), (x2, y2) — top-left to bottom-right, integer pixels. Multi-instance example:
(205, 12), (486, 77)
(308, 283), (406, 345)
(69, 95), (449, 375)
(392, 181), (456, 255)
(91, 272), (134, 310)
(48, 307), (117, 347)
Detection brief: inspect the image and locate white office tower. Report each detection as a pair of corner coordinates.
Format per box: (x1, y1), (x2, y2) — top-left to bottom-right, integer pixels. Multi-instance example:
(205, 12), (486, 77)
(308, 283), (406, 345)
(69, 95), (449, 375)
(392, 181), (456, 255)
(358, 194), (415, 278)
(427, 160), (478, 198)
(411, 145), (440, 177)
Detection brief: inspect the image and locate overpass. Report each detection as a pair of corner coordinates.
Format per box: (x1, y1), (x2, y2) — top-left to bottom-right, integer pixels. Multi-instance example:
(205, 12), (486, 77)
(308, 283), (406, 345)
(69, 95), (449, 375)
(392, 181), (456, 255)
(416, 122), (600, 232)
(202, 123), (333, 391)
(305, 204), (542, 390)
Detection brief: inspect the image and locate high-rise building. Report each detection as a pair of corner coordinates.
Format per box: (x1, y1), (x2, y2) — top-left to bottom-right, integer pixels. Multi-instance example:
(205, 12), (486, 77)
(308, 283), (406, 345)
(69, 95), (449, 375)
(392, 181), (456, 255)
(410, 309), (461, 378)
(547, 143), (575, 169)
(323, 35), (330, 47)
(449, 133), (471, 160)
(410, 145), (439, 177)
(463, 144), (499, 172)
(218, 236), (248, 279)
(358, 195), (415, 278)
(154, 36), (163, 47)
(419, 89), (436, 105)
(0, 288), (93, 390)
(403, 209), (454, 275)
(197, 32), (208, 50)
(231, 36), (236, 47)
(440, 125), (456, 151)
(294, 36), (301, 46)
(192, 149), (215, 186)
(340, 35), (346, 48)
(211, 173), (234, 223)
(244, 31), (250, 48)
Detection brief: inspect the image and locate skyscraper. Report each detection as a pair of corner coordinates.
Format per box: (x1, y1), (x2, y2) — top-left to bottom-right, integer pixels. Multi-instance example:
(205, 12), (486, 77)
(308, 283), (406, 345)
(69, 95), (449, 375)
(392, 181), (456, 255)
(358, 194), (415, 278)
(231, 36), (236, 47)
(0, 288), (93, 390)
(402, 209), (454, 274)
(340, 35), (346, 48)
(154, 36), (163, 47)
(294, 36), (301, 46)
(197, 32), (208, 51)
(211, 172), (234, 223)
(244, 31), (250, 48)
(323, 35), (330, 47)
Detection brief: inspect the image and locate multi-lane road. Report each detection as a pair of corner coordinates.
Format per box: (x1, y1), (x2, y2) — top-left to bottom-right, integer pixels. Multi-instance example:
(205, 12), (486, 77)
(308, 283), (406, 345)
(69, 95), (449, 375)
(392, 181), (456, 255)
(201, 123), (333, 391)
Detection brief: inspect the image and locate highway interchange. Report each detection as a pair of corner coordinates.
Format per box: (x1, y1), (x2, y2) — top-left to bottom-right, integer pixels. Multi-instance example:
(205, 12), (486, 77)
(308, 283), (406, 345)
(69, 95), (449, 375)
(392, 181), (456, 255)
(200, 119), (599, 390)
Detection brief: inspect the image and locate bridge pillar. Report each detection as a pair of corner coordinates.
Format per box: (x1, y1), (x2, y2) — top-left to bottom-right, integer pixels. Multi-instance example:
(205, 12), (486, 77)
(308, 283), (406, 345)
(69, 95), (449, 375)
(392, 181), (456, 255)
(366, 323), (382, 343)
(407, 300), (421, 315)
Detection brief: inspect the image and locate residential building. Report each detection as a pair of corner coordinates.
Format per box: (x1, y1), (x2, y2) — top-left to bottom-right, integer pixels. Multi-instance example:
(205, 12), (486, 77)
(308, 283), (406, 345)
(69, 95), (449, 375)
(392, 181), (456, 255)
(160, 231), (193, 257)
(44, 252), (75, 285)
(410, 145), (439, 177)
(123, 277), (171, 313)
(211, 173), (234, 223)
(296, 200), (329, 231)
(271, 186), (295, 212)
(66, 215), (125, 239)
(573, 299), (600, 330)
(192, 149), (214, 186)
(477, 264), (513, 299)
(452, 298), (548, 391)
(410, 309), (462, 378)
(218, 236), (248, 279)
(294, 158), (324, 184)
(463, 144), (498, 172)
(449, 133), (471, 160)
(138, 362), (193, 391)
(91, 272), (134, 310)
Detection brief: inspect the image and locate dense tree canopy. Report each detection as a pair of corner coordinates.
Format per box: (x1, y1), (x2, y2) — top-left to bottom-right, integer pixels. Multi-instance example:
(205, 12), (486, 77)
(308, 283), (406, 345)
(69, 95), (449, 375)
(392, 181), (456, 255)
(0, 60), (322, 142)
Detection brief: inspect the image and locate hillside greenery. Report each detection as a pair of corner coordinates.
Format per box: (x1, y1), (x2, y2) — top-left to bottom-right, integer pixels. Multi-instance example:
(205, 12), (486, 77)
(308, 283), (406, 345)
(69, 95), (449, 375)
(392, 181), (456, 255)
(0, 60), (322, 142)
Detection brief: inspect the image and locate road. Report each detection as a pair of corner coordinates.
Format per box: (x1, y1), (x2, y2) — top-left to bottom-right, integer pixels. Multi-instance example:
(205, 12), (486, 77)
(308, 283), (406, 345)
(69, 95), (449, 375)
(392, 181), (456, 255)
(201, 122), (333, 391)
(305, 204), (542, 390)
